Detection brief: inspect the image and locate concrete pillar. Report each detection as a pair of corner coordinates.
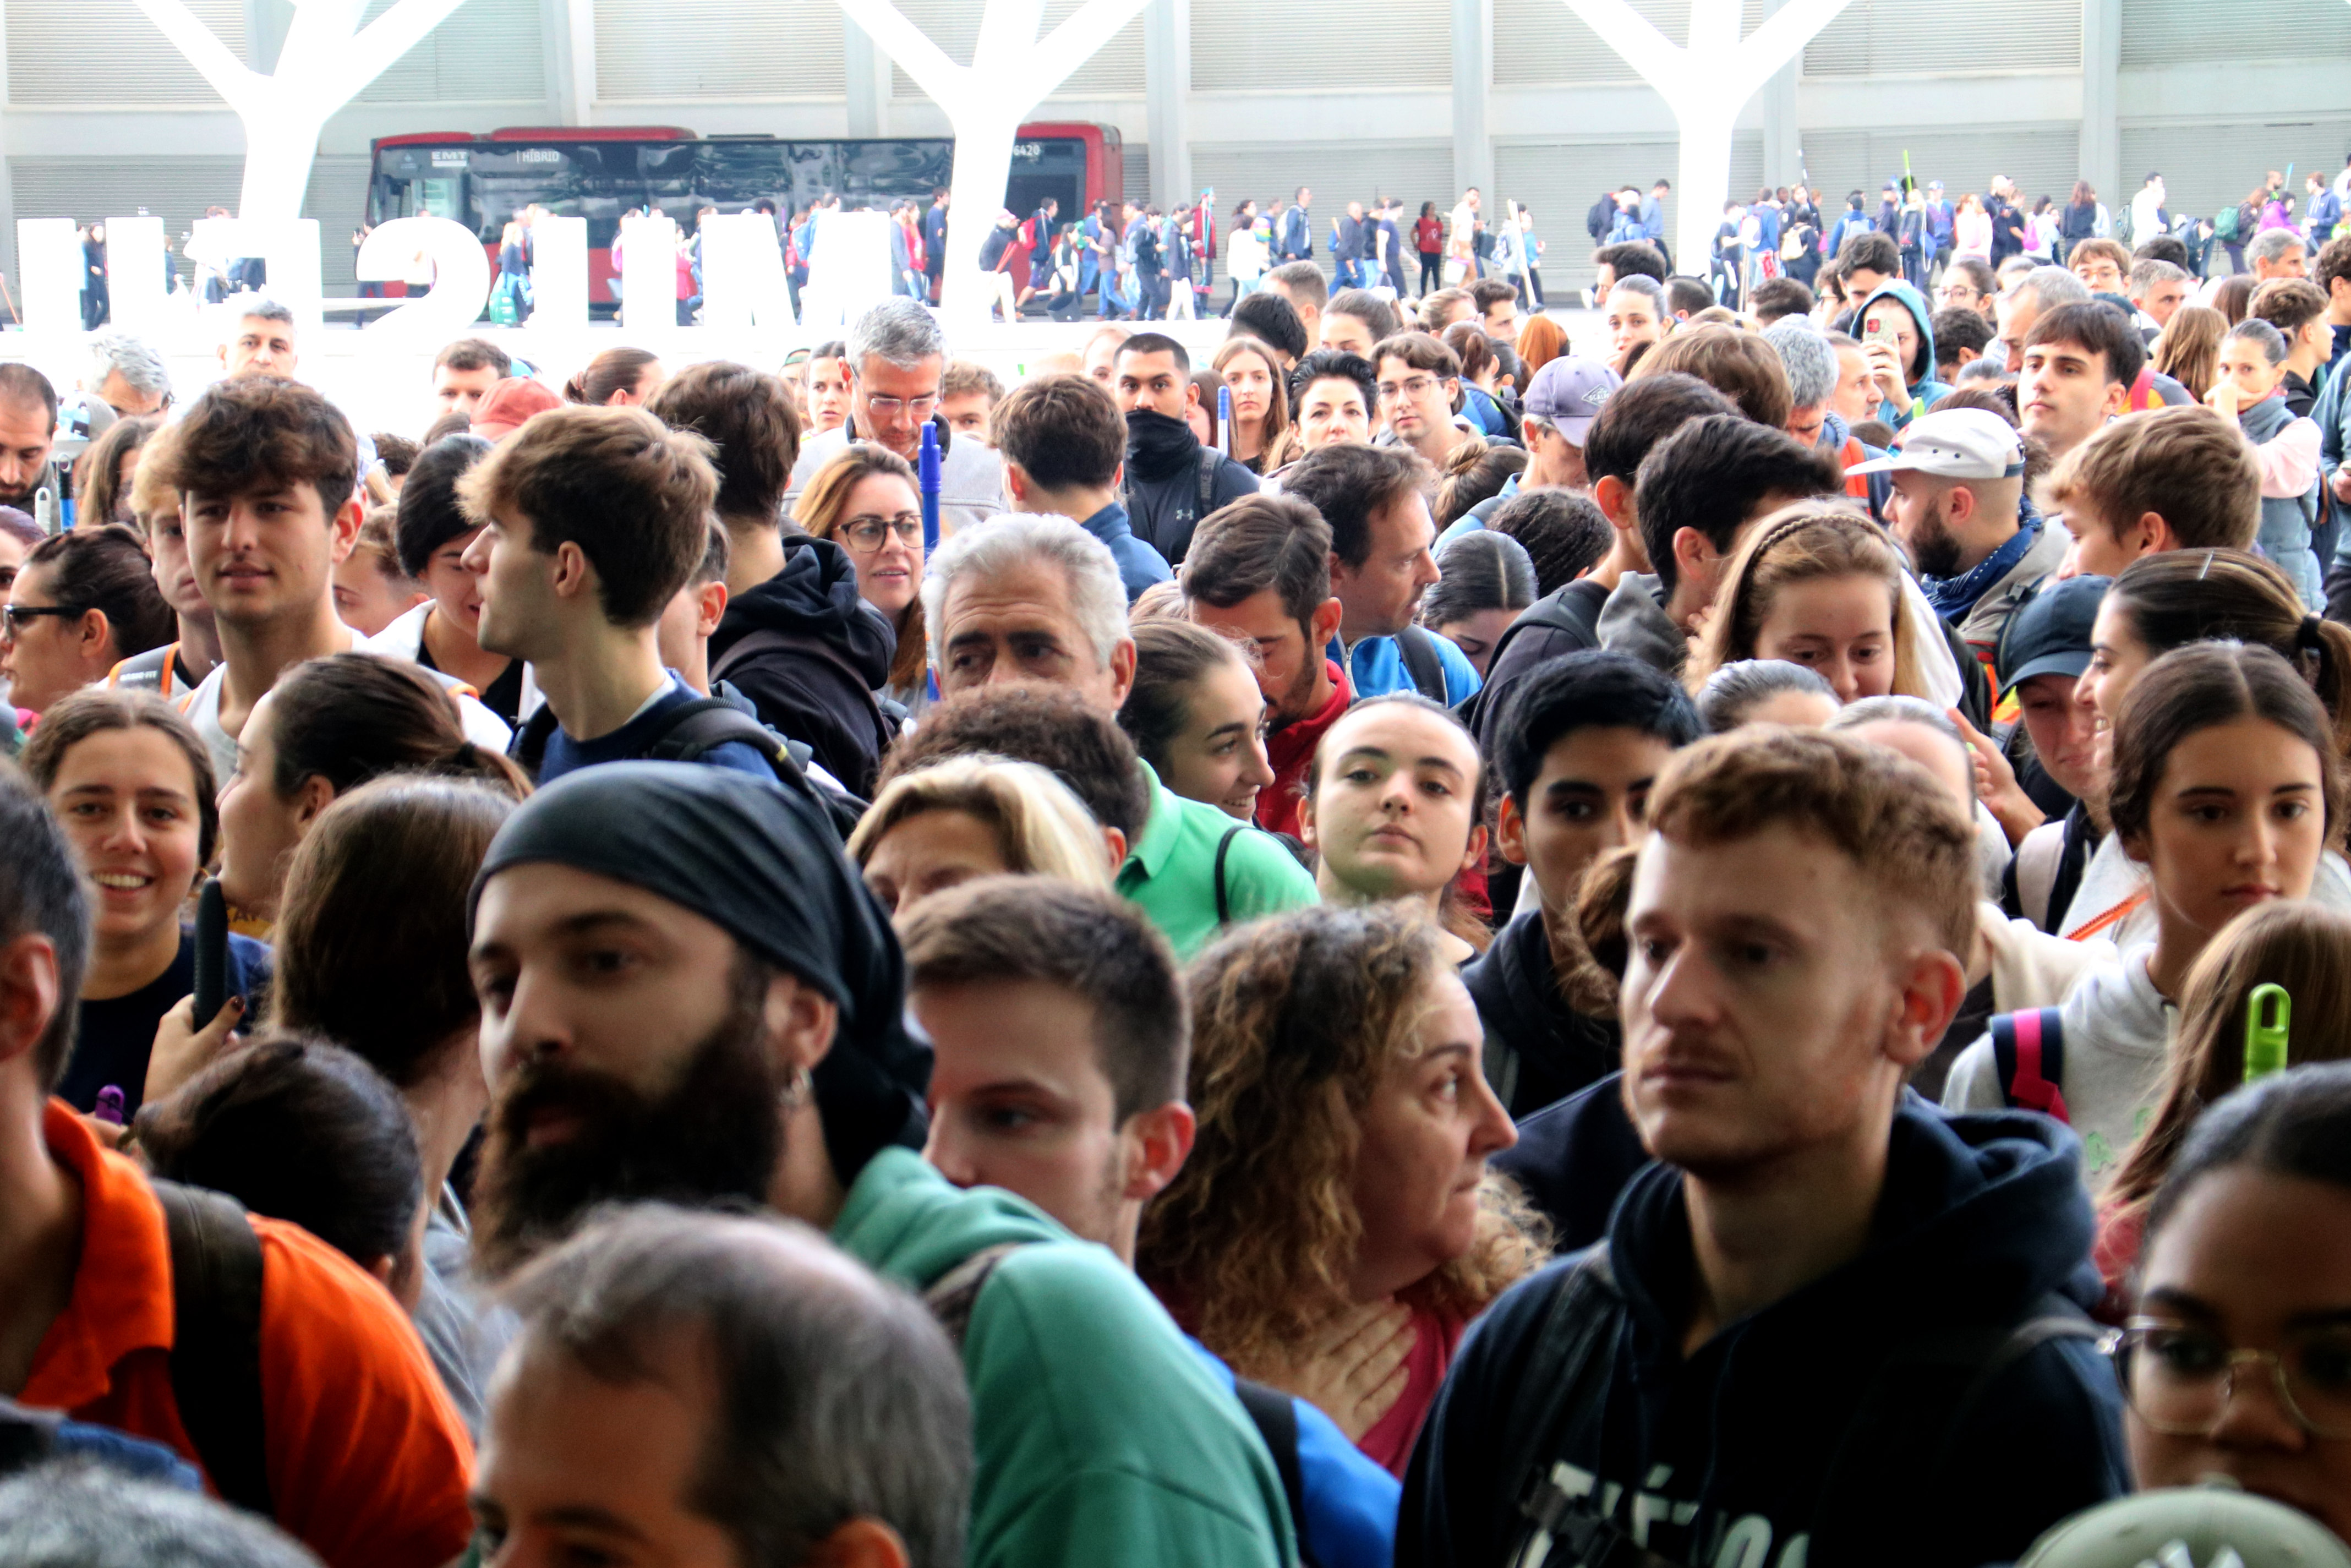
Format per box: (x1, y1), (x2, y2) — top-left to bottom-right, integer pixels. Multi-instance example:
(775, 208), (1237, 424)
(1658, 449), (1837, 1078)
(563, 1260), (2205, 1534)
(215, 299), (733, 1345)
(1144, 0), (1191, 212)
(845, 22), (891, 138)
(1451, 0), (1491, 200)
(1761, 0), (1800, 193)
(543, 0), (594, 124)
(0, 0), (13, 286)
(2079, 0), (2121, 213)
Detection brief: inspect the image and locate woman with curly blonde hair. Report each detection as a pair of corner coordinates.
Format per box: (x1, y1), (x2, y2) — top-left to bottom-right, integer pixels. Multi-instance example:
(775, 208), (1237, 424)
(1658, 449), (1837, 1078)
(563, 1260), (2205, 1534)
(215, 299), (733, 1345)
(1137, 902), (1547, 1475)
(1682, 502), (1932, 706)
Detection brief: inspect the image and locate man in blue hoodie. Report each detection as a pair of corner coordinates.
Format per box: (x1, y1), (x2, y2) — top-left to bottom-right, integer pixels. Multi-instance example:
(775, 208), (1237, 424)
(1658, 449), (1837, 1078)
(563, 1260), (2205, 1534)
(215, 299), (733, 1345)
(1400, 726), (2128, 1568)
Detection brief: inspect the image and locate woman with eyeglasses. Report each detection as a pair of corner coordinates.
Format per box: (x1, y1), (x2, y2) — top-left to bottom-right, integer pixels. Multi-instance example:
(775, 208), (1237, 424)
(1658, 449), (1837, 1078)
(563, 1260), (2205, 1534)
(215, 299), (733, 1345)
(3, 523), (173, 717)
(2118, 1061), (2351, 1542)
(792, 442), (933, 716)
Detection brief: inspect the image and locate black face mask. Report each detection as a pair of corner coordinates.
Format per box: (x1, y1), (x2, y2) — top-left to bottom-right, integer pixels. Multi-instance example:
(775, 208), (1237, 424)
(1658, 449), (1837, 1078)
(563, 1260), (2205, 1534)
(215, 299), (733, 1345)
(1124, 407), (1200, 482)
(471, 959), (784, 1281)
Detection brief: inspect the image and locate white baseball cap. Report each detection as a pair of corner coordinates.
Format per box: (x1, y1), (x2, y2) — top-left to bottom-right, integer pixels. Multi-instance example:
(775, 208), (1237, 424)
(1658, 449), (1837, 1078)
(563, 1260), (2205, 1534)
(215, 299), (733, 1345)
(1846, 408), (2026, 480)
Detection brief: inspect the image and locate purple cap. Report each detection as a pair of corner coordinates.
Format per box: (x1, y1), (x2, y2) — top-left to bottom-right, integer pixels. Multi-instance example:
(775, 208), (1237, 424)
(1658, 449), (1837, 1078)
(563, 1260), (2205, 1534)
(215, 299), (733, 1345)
(1522, 356), (1622, 443)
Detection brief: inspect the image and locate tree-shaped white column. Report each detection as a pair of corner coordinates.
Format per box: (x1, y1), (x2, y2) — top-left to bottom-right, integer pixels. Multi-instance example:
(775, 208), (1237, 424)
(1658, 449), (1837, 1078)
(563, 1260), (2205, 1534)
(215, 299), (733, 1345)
(131, 0), (477, 222)
(835, 0), (1151, 327)
(1562, 0), (1855, 269)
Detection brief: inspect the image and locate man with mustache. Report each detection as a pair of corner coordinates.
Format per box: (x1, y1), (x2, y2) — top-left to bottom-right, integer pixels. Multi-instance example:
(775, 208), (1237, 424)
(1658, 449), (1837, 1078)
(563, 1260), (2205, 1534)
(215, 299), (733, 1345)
(0, 364), (59, 514)
(464, 761), (1298, 1568)
(1400, 728), (2128, 1567)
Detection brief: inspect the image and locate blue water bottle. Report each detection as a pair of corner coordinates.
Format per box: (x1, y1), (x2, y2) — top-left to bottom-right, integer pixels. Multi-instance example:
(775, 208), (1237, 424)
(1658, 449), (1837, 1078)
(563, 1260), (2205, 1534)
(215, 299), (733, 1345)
(918, 421), (942, 553)
(1217, 384), (1233, 456)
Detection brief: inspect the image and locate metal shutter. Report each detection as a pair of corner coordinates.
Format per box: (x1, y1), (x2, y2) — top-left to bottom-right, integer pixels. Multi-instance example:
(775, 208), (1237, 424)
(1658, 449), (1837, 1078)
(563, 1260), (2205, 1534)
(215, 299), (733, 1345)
(887, 0), (1145, 100)
(9, 155), (243, 280)
(1806, 0), (2079, 75)
(304, 156), (375, 288)
(1496, 130), (1758, 288)
(1495, 0), (1765, 89)
(2122, 0), (2351, 66)
(1125, 143), (1152, 204)
(1798, 125), (2079, 213)
(358, 0), (545, 103)
(1191, 0), (1448, 92)
(1190, 140), (1450, 284)
(2121, 118), (2351, 232)
(8, 0), (245, 105)
(594, 0), (845, 99)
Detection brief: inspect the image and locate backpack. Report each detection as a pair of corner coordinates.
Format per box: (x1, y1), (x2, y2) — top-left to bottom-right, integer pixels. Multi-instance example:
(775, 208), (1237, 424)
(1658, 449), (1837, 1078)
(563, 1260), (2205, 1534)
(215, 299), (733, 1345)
(2215, 204), (2241, 242)
(1134, 226), (1161, 270)
(1497, 1248), (2099, 1565)
(154, 1180), (271, 1516)
(1395, 624), (1450, 702)
(1989, 1007), (2070, 1122)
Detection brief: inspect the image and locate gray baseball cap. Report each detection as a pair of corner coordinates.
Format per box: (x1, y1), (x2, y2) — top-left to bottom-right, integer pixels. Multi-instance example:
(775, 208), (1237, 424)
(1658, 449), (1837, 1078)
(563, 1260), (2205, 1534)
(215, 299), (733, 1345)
(1523, 356), (1622, 443)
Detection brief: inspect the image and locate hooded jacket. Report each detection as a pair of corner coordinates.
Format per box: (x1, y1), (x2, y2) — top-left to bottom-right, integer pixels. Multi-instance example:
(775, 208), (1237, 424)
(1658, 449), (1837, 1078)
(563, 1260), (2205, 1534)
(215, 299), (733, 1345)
(1461, 911), (1619, 1119)
(707, 535), (896, 796)
(1401, 1105), (2129, 1568)
(833, 1146), (1299, 1568)
(1855, 280), (1952, 425)
(1592, 571), (1688, 676)
(1123, 409), (1261, 565)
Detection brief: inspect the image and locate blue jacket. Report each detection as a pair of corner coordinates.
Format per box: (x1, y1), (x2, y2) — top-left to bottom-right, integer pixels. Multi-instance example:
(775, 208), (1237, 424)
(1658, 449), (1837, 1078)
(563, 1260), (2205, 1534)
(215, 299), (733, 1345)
(1280, 206), (1311, 261)
(1341, 631), (1481, 704)
(1926, 199), (1955, 243)
(1185, 1342), (1399, 1568)
(1855, 280), (1952, 425)
(1078, 501), (1174, 602)
(1400, 1104), (2131, 1568)
(1636, 195), (1664, 243)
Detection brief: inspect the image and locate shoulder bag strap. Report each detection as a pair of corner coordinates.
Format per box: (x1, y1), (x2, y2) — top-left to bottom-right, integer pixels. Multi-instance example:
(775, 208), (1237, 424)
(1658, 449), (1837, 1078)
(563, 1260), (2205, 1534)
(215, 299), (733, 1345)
(1213, 823), (1244, 926)
(155, 1179), (272, 1517)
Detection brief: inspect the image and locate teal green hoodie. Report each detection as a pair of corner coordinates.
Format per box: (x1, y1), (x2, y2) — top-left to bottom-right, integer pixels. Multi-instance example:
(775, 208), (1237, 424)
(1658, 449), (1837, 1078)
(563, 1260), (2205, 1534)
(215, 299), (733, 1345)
(1856, 279), (1952, 425)
(833, 1148), (1299, 1568)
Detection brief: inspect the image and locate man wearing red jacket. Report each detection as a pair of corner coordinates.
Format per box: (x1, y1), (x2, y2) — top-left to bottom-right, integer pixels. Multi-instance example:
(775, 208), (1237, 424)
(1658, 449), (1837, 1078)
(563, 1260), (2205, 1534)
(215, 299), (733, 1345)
(1180, 494), (1350, 840)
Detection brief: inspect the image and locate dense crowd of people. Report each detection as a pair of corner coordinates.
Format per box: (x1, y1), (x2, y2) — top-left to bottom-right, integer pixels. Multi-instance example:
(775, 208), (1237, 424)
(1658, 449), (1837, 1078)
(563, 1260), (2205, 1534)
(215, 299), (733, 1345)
(5, 155), (2351, 1566)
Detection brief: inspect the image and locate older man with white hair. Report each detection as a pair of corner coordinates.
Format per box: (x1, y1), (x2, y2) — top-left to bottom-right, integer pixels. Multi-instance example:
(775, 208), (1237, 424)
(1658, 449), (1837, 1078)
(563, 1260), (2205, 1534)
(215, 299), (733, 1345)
(923, 511), (1316, 955)
(784, 298), (1007, 535)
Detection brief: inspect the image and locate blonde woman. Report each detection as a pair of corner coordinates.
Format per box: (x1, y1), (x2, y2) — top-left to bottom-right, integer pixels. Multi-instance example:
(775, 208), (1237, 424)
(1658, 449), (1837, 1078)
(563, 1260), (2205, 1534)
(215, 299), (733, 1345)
(1684, 502), (1934, 705)
(792, 442), (933, 713)
(846, 754), (1117, 917)
(2151, 304), (2226, 402)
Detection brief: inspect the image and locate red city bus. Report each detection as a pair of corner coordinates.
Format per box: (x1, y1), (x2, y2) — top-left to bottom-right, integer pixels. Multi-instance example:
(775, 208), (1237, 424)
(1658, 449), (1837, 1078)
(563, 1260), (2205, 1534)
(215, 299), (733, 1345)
(368, 122), (1122, 309)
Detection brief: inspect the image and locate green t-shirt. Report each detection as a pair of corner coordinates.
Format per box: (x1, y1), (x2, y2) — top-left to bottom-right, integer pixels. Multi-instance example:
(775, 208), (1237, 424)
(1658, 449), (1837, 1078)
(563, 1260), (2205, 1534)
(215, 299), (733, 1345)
(1116, 763), (1319, 958)
(833, 1148), (1298, 1568)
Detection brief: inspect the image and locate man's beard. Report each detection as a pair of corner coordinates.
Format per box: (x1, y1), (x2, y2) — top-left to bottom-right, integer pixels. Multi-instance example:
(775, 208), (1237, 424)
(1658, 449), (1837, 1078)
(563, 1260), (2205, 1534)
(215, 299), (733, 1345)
(472, 959), (787, 1281)
(1909, 498), (1967, 580)
(0, 469), (45, 510)
(1269, 638), (1326, 729)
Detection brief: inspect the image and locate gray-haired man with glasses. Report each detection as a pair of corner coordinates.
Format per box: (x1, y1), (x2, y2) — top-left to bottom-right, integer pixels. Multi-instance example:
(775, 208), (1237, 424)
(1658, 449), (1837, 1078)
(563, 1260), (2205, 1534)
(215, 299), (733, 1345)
(784, 298), (1007, 537)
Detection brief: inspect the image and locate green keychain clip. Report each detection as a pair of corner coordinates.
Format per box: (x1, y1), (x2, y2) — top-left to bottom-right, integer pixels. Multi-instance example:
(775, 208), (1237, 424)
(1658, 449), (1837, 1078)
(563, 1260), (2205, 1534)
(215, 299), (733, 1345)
(2244, 982), (2292, 1084)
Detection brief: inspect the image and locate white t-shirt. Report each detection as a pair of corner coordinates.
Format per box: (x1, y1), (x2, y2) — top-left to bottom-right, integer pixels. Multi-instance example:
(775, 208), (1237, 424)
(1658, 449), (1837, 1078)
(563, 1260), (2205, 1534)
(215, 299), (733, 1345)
(180, 642), (513, 785)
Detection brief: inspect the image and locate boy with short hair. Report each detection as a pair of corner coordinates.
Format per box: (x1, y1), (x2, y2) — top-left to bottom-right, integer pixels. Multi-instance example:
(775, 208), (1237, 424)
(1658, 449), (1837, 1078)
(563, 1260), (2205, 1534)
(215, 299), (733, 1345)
(2048, 405), (2261, 580)
(457, 404), (777, 782)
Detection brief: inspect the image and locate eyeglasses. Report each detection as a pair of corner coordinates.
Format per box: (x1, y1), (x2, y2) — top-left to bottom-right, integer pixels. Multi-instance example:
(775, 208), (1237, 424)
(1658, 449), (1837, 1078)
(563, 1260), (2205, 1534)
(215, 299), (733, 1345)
(1377, 374), (1443, 403)
(2, 604), (78, 636)
(840, 512), (924, 551)
(863, 394), (939, 420)
(2112, 1319), (2351, 1440)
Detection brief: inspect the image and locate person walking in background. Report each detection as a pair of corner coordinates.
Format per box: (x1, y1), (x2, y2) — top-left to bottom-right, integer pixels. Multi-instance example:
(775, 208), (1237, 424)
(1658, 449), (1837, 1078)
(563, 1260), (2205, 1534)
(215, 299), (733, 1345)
(1416, 201), (1445, 297)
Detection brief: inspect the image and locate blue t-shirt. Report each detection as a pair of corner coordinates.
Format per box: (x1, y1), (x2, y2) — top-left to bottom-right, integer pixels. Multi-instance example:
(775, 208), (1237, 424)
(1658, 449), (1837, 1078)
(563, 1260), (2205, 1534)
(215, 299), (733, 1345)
(64, 927), (270, 1118)
(1339, 631), (1483, 704)
(539, 674), (779, 785)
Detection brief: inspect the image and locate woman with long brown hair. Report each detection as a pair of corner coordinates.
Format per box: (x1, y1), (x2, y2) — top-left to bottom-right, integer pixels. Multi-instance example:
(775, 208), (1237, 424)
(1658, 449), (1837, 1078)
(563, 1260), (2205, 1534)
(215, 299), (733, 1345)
(1138, 903), (1546, 1476)
(1683, 502), (1934, 705)
(792, 442), (931, 712)
(2151, 304), (2226, 401)
(1213, 336), (1291, 475)
(74, 413), (158, 527)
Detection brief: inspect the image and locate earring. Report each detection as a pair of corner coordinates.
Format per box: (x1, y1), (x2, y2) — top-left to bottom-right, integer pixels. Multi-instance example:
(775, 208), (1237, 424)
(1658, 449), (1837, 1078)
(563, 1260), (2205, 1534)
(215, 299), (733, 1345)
(778, 1066), (813, 1111)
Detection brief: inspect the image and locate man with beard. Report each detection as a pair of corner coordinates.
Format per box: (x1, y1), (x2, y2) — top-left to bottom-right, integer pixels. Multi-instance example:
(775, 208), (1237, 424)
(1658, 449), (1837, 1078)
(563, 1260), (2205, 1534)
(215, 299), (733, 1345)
(0, 364), (59, 513)
(1853, 407), (2062, 677)
(464, 761), (1300, 1568)
(1110, 333), (1259, 565)
(1180, 495), (1350, 840)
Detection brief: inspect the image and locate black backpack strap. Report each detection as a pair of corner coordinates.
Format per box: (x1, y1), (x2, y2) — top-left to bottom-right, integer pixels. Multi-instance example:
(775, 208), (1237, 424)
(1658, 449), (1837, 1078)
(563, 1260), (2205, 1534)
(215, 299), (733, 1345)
(1396, 625), (1449, 702)
(921, 1242), (1026, 1348)
(155, 1179), (272, 1516)
(510, 702), (561, 782)
(1485, 578), (1607, 675)
(643, 697), (814, 789)
(1232, 1379), (1313, 1567)
(1213, 823), (1244, 926)
(1503, 1250), (1636, 1553)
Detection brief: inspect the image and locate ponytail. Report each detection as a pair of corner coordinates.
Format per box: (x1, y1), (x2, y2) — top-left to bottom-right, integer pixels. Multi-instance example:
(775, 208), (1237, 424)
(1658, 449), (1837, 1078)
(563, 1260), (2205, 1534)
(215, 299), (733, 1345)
(442, 737), (533, 799)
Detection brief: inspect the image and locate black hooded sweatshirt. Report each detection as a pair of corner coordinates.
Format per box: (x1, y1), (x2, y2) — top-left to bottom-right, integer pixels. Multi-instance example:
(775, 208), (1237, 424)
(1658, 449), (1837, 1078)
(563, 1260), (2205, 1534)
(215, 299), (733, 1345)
(1461, 911), (1619, 1119)
(707, 535), (896, 797)
(1123, 408), (1259, 565)
(1403, 1106), (2129, 1568)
